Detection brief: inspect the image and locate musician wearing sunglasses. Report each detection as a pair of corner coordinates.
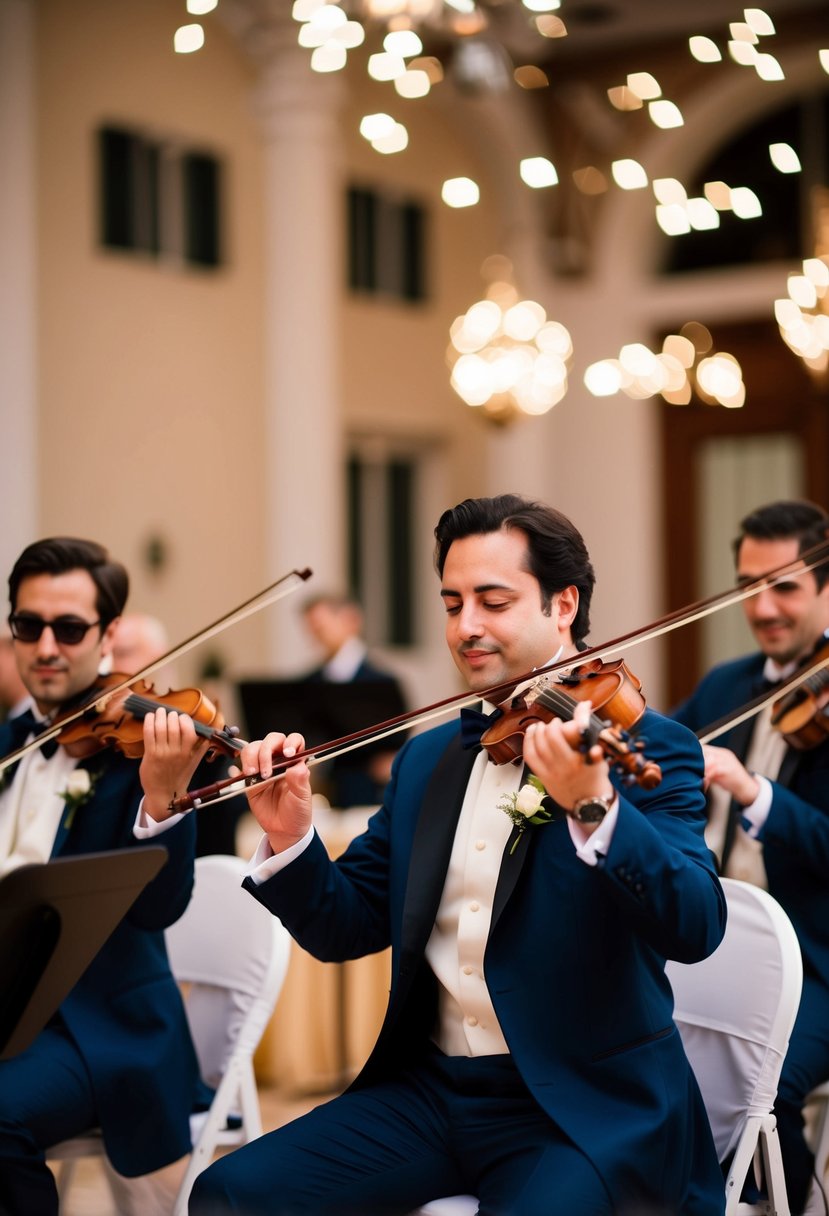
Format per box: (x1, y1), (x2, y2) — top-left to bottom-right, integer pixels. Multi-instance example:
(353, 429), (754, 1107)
(672, 499), (829, 1216)
(0, 536), (206, 1216)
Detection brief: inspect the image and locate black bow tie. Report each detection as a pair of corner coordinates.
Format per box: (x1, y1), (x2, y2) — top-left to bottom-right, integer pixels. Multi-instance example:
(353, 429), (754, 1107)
(459, 705), (503, 750)
(4, 708), (59, 761)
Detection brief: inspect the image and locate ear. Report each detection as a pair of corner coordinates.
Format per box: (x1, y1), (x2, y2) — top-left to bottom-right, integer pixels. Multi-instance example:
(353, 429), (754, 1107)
(555, 586), (579, 632)
(99, 615), (121, 658)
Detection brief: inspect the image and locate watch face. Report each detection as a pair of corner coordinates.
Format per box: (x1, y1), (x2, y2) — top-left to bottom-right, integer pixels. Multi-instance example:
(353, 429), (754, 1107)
(575, 799), (608, 824)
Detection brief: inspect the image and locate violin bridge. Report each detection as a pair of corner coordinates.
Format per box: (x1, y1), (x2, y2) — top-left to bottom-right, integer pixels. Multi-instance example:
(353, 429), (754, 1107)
(524, 676), (552, 706)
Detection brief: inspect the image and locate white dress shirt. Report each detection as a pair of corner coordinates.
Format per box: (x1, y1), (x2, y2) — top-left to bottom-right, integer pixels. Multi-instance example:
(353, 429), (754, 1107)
(0, 724), (81, 876)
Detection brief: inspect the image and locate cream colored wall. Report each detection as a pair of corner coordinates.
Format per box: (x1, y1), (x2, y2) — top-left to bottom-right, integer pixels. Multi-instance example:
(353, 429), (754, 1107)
(30, 1), (819, 715)
(339, 73), (497, 491)
(36, 0), (267, 681)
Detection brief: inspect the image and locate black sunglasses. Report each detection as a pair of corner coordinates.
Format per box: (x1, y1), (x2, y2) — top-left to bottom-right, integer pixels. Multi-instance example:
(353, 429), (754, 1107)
(8, 613), (102, 646)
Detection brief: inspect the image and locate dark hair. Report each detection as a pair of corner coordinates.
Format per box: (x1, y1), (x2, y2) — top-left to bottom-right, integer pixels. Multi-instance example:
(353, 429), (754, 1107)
(301, 592), (362, 615)
(734, 500), (829, 590)
(434, 494), (595, 642)
(9, 537), (129, 626)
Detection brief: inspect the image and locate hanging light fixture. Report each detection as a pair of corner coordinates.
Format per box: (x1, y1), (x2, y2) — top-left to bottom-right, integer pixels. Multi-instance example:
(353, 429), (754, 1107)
(447, 263), (572, 424)
(775, 187), (829, 385)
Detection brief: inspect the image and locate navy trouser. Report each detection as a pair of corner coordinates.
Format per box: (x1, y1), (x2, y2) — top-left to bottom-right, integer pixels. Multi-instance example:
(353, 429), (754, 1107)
(191, 1047), (618, 1216)
(775, 974), (829, 1215)
(0, 1019), (98, 1216)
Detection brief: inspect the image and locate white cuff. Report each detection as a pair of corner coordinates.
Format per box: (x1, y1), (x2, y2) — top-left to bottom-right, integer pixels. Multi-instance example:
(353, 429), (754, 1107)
(740, 775), (773, 838)
(133, 796), (188, 838)
(246, 825), (316, 885)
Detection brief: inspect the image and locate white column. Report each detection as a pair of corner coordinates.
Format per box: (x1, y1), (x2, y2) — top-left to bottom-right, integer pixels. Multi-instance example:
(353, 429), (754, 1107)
(252, 36), (346, 672)
(0, 0), (38, 573)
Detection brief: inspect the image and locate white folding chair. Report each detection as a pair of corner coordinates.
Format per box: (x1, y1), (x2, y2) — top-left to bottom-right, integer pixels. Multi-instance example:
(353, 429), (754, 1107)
(667, 877), (803, 1216)
(48, 853), (292, 1215)
(410, 878), (803, 1216)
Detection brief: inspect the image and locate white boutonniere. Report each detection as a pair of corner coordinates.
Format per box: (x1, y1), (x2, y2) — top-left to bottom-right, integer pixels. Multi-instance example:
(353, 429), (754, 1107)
(59, 766), (99, 829)
(498, 774), (554, 854)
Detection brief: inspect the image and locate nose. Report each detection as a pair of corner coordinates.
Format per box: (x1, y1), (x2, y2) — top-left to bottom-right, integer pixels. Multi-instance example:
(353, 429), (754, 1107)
(748, 585), (779, 619)
(455, 603), (484, 641)
(33, 624), (60, 659)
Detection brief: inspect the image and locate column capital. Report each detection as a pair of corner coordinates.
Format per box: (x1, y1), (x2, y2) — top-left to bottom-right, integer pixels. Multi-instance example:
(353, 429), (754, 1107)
(220, 0), (345, 139)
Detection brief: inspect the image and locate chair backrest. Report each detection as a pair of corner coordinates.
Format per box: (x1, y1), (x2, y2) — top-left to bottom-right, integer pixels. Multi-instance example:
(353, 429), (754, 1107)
(666, 877), (803, 1163)
(165, 853), (292, 1088)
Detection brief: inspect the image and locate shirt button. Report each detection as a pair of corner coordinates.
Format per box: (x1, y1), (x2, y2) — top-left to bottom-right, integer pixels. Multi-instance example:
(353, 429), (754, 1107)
(462, 965), (473, 976)
(475, 839), (486, 851)
(469, 901), (480, 912)
(466, 1015), (478, 1027)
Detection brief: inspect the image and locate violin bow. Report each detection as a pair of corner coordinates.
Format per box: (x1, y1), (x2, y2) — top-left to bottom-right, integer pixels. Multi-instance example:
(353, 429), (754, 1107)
(0, 567), (313, 775)
(697, 645), (829, 745)
(173, 537), (829, 811)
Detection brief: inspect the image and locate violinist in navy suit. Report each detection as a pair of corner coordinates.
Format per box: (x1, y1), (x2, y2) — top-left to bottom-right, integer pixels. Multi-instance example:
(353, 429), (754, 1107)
(170, 494), (726, 1216)
(672, 499), (829, 1215)
(0, 537), (208, 1216)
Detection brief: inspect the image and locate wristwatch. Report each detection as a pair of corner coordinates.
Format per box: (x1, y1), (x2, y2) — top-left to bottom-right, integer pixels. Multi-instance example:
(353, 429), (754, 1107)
(572, 794), (613, 824)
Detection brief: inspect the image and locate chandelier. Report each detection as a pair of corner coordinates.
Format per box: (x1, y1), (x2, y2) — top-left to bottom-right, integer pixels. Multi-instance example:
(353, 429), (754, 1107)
(447, 263), (573, 425)
(775, 188), (829, 385)
(291, 1), (563, 84)
(584, 323), (745, 408)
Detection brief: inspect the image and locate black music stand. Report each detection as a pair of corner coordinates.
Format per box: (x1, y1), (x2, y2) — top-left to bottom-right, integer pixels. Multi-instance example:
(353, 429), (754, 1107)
(0, 846), (168, 1060)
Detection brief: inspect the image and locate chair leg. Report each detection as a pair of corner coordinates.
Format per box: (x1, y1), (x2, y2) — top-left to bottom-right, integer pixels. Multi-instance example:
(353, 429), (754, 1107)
(55, 1158), (77, 1203)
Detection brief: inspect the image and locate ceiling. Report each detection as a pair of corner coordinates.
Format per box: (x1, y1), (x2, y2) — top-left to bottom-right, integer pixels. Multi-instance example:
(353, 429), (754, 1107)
(475, 0), (828, 64)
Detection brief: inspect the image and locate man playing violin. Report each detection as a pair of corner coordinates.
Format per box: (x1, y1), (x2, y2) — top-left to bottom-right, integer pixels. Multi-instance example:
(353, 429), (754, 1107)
(150, 493), (726, 1216)
(673, 498), (829, 1216)
(0, 536), (210, 1216)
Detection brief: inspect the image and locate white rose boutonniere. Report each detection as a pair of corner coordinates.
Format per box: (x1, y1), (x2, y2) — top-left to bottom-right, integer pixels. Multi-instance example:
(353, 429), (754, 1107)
(498, 774), (554, 854)
(59, 767), (99, 829)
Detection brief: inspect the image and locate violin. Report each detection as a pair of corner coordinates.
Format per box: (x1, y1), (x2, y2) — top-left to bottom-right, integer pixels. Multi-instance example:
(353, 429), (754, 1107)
(0, 566), (311, 776)
(769, 636), (829, 751)
(480, 659), (662, 788)
(52, 673), (245, 761)
(171, 655), (662, 812)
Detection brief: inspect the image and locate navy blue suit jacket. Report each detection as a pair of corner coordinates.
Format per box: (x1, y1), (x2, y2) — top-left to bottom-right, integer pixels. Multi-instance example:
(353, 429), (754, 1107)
(673, 653), (829, 992)
(0, 724), (201, 1177)
(244, 708), (726, 1212)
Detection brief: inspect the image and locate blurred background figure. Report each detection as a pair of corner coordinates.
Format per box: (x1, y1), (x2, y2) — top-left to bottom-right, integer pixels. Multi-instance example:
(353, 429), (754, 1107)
(302, 594), (390, 684)
(111, 612), (177, 691)
(111, 612), (245, 856)
(0, 623), (30, 722)
(300, 593), (407, 808)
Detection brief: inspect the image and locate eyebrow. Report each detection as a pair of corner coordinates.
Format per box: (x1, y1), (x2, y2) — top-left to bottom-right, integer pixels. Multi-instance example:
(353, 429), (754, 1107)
(736, 569), (804, 586)
(440, 583), (515, 598)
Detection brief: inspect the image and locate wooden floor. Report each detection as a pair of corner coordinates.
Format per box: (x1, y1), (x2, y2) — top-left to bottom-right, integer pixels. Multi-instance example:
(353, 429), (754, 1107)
(58, 1085), (336, 1215)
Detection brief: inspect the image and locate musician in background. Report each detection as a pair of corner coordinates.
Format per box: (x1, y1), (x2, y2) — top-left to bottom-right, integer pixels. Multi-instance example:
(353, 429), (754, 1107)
(672, 499), (829, 1215)
(111, 611), (244, 855)
(300, 592), (406, 808)
(0, 537), (206, 1216)
(0, 622), (29, 721)
(111, 612), (174, 688)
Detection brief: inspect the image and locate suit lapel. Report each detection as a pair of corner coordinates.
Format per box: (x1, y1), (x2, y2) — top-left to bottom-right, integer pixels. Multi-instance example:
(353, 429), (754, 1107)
(400, 733), (477, 958)
(49, 757), (101, 857)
